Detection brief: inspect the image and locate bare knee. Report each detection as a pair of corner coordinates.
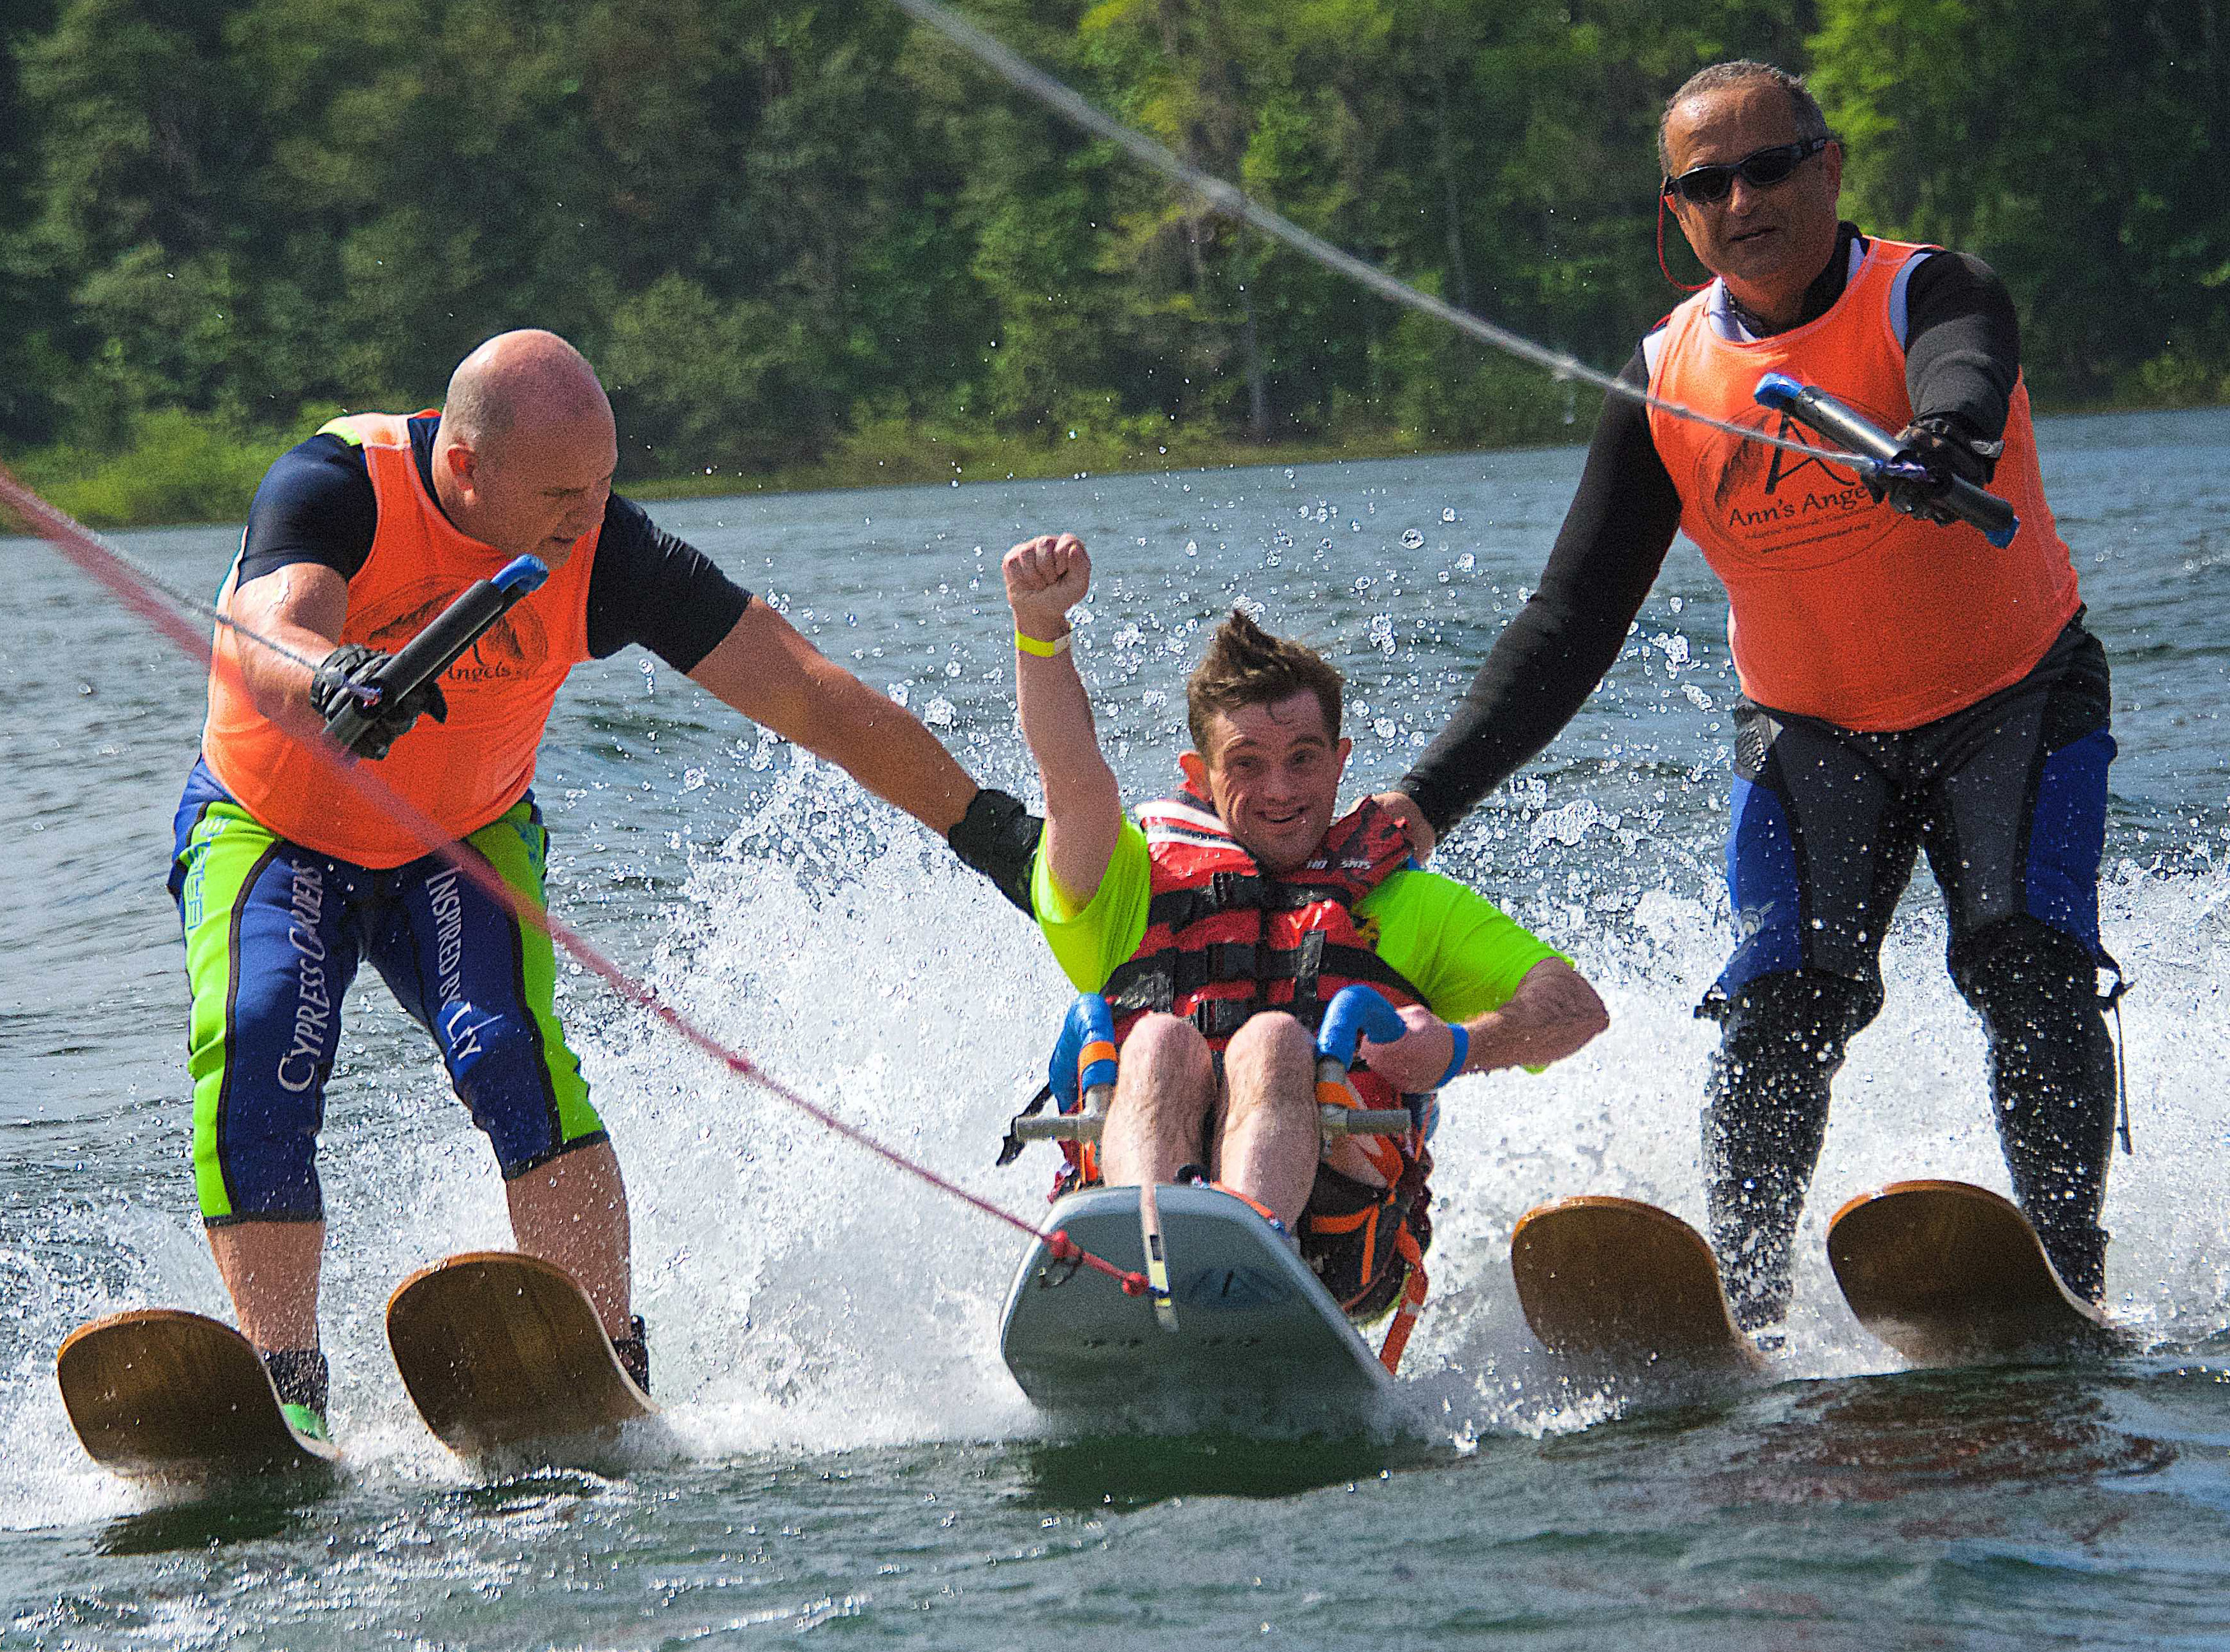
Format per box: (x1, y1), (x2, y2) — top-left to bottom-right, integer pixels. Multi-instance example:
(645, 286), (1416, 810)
(1121, 1013), (1213, 1084)
(1101, 1014), (1216, 1184)
(1222, 1011), (1314, 1117)
(1114, 1013), (1214, 1120)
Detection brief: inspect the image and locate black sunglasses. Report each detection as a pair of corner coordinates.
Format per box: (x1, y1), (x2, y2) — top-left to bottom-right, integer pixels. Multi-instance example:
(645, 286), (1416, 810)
(1661, 136), (1830, 206)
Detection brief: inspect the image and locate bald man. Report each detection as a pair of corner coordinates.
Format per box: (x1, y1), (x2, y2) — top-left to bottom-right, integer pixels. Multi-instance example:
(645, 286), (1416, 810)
(171, 330), (1038, 1439)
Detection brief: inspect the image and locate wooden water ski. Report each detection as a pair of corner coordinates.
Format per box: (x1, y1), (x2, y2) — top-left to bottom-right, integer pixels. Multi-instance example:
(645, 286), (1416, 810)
(1828, 1180), (2132, 1366)
(57, 1308), (339, 1479)
(1510, 1196), (1763, 1377)
(386, 1252), (653, 1456)
(1000, 1183), (1394, 1416)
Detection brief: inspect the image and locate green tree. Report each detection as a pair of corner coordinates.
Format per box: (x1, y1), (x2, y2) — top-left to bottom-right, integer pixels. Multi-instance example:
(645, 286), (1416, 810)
(18, 0), (268, 439)
(904, 0), (1139, 437)
(1811, 0), (2230, 401)
(1, 0), (2213, 507)
(0, 0), (68, 445)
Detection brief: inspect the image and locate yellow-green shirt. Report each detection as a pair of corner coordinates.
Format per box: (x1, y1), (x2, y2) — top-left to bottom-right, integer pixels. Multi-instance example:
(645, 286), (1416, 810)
(1033, 819), (1561, 1023)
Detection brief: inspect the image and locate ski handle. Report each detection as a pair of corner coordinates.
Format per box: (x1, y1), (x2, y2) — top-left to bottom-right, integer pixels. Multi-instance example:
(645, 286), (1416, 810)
(322, 554), (550, 751)
(1313, 984), (1418, 1137)
(1010, 985), (1414, 1143)
(1054, 992), (1121, 1120)
(1752, 372), (2018, 548)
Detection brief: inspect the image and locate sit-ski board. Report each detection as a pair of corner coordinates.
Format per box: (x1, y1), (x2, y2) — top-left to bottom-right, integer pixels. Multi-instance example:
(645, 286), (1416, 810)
(1827, 1180), (2134, 1366)
(57, 1308), (340, 1479)
(1510, 1196), (1764, 1377)
(999, 1183), (1394, 1412)
(386, 1251), (654, 1455)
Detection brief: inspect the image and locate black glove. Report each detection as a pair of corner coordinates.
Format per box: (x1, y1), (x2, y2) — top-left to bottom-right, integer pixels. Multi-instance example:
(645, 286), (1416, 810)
(947, 786), (1042, 916)
(1863, 413), (2004, 525)
(309, 643), (449, 760)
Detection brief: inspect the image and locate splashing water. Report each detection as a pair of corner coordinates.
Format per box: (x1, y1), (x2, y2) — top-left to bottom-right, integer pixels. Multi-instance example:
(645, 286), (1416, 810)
(1, 427), (2226, 1601)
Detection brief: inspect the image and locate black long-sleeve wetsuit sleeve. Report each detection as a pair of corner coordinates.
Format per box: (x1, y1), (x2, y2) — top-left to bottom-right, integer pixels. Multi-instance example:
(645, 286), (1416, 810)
(1397, 347), (1684, 837)
(1900, 250), (2020, 442)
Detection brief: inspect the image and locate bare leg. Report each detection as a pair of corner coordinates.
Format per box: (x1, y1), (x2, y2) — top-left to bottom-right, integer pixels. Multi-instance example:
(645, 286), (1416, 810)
(208, 1220), (325, 1351)
(506, 1140), (632, 1340)
(1098, 1013), (1217, 1185)
(1212, 1012), (1320, 1229)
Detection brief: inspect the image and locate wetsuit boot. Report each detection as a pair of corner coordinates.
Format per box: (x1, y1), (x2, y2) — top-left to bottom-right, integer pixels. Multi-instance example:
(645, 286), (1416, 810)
(611, 1315), (651, 1395)
(1952, 919), (2118, 1301)
(1702, 971), (1878, 1331)
(261, 1346), (330, 1440)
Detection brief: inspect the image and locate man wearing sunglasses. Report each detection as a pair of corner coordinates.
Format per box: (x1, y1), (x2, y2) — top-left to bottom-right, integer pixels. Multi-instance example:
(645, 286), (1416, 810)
(1375, 61), (2118, 1340)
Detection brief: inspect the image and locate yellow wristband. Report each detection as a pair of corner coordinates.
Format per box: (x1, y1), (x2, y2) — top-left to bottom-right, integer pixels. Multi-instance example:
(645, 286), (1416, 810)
(1014, 630), (1072, 658)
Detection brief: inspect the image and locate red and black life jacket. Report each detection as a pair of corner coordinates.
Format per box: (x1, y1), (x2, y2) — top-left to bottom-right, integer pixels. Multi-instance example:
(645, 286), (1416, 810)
(1104, 785), (1426, 1112)
(1097, 786), (1436, 1367)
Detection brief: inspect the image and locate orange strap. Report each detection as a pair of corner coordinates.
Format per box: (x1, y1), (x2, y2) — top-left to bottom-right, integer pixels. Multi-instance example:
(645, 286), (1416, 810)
(1315, 1077), (1411, 1185)
(1306, 1205), (1374, 1235)
(1376, 1224), (1429, 1375)
(1206, 1180), (1281, 1227)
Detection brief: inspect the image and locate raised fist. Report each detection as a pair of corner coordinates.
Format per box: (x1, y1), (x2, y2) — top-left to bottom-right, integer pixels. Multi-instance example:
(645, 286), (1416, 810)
(1002, 533), (1091, 640)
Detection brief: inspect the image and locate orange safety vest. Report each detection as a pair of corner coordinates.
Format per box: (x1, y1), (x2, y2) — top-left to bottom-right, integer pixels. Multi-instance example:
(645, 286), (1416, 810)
(201, 411), (600, 868)
(1646, 237), (2080, 732)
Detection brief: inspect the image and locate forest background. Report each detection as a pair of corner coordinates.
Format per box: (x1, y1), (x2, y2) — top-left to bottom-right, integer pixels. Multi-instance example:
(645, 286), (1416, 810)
(0, 0), (2222, 527)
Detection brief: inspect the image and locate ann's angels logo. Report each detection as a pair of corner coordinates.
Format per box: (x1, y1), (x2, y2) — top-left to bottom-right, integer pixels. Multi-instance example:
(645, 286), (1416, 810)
(1702, 404), (1888, 563)
(353, 578), (550, 685)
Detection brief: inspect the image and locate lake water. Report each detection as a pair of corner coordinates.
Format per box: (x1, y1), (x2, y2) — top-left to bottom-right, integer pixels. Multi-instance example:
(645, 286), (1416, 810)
(2, 407), (2227, 1648)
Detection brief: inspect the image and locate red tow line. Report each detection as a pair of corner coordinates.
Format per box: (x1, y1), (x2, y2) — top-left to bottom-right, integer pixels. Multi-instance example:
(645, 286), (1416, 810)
(1044, 1229), (1151, 1296)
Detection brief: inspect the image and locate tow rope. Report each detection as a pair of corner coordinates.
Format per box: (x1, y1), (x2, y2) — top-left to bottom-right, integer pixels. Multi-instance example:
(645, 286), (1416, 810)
(886, 0), (1874, 470)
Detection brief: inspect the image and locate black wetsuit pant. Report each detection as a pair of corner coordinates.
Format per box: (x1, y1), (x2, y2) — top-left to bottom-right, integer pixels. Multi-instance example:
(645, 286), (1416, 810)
(1700, 618), (2120, 1327)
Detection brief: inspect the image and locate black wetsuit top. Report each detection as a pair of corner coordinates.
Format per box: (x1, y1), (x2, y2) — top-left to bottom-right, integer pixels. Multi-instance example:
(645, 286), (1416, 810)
(238, 414), (752, 671)
(1397, 224), (2023, 837)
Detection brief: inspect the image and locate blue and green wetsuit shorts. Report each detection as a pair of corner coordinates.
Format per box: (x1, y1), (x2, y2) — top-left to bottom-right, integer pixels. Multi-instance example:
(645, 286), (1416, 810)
(168, 759), (606, 1225)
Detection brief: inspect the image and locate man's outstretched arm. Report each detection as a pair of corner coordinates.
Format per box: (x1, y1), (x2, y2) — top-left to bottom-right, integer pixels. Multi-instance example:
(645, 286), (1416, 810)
(688, 597), (977, 834)
(1002, 533), (1123, 910)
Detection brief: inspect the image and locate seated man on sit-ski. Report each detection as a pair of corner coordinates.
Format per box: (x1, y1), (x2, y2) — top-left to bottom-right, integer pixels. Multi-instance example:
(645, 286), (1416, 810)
(1003, 532), (1610, 1356)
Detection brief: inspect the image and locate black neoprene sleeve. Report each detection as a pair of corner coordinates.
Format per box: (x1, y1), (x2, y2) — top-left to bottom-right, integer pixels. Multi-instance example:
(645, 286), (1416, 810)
(236, 435), (379, 585)
(1901, 250), (2022, 440)
(581, 496), (752, 669)
(1397, 351), (1681, 837)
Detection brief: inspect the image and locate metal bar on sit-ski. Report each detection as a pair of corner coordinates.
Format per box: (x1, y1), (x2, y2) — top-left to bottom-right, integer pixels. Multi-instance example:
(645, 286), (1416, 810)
(1009, 1105), (1412, 1142)
(1753, 373), (2018, 547)
(1322, 1108), (1417, 1135)
(1014, 984), (1421, 1142)
(323, 554), (550, 751)
(1005, 1112), (1103, 1143)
